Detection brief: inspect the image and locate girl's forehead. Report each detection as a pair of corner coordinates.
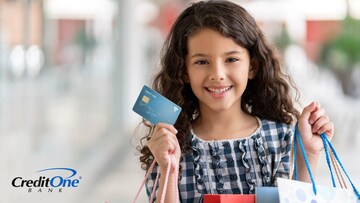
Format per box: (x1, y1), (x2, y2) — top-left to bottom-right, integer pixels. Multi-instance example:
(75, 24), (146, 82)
(187, 28), (247, 53)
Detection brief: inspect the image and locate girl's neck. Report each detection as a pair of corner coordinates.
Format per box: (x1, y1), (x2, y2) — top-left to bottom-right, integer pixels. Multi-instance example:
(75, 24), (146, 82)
(192, 106), (258, 141)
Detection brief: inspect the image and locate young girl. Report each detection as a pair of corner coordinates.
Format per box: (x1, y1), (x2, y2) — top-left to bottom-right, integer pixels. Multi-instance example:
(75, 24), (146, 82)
(138, 1), (334, 202)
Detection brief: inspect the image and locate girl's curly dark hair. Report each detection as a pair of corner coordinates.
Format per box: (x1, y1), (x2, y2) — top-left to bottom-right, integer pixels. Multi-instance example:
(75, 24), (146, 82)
(138, 0), (300, 171)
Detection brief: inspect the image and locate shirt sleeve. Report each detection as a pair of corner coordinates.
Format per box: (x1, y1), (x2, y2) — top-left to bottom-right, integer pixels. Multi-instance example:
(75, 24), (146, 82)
(273, 125), (293, 183)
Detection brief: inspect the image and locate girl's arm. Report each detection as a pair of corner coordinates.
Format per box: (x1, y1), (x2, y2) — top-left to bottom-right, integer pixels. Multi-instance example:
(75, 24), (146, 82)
(295, 147), (320, 182)
(297, 102), (334, 182)
(156, 166), (179, 203)
(147, 122), (181, 202)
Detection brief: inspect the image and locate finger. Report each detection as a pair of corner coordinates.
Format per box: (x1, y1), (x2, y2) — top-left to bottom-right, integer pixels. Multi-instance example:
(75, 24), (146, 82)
(151, 139), (174, 166)
(318, 122), (334, 138)
(309, 108), (325, 125)
(150, 127), (179, 147)
(299, 102), (317, 124)
(154, 122), (178, 135)
(157, 137), (177, 153)
(159, 132), (179, 152)
(312, 115), (330, 134)
(148, 133), (177, 158)
(151, 127), (176, 143)
(152, 138), (179, 164)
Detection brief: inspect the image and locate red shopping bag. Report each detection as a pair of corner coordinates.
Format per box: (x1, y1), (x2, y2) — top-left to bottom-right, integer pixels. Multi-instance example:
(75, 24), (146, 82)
(204, 194), (255, 203)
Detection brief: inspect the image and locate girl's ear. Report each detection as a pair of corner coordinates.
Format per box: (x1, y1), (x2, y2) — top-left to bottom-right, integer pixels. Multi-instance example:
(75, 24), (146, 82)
(248, 61), (258, 80)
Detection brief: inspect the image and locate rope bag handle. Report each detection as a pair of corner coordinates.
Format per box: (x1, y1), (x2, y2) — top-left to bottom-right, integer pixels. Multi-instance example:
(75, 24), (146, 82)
(293, 122), (360, 199)
(133, 154), (179, 203)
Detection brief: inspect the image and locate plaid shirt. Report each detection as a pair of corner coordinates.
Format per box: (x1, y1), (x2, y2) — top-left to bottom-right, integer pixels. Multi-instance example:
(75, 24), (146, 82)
(145, 118), (293, 203)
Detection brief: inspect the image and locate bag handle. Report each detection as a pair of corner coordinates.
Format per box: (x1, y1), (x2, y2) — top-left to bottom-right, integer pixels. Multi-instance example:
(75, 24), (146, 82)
(330, 149), (348, 189)
(293, 123), (317, 194)
(320, 133), (360, 198)
(293, 122), (360, 199)
(133, 154), (179, 203)
(321, 132), (336, 187)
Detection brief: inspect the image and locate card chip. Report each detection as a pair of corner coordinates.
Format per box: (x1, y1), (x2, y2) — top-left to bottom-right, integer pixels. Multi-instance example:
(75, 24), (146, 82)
(142, 95), (150, 103)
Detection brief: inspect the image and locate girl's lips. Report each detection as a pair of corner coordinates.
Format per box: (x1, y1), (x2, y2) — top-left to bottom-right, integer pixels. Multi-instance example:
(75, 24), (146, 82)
(205, 86), (232, 98)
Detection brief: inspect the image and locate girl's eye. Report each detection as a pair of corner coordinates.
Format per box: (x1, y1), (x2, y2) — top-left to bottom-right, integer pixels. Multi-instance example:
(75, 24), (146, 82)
(226, 57), (239, 63)
(194, 60), (208, 65)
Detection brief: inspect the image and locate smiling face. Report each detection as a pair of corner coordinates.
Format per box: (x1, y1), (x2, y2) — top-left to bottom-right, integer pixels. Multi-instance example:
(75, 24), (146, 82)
(186, 28), (255, 114)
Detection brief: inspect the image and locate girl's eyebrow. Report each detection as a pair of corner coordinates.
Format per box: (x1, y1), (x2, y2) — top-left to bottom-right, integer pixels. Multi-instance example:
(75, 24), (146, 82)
(189, 53), (209, 59)
(190, 50), (245, 59)
(223, 50), (246, 56)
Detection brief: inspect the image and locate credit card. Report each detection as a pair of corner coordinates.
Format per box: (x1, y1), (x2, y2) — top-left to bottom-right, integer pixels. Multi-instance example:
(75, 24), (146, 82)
(132, 85), (182, 125)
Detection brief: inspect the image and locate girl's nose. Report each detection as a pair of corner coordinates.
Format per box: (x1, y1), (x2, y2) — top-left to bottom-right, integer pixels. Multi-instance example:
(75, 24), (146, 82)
(210, 64), (225, 81)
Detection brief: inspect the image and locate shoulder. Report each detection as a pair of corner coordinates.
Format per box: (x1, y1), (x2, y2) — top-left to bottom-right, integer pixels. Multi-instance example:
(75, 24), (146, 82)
(259, 119), (294, 134)
(258, 118), (294, 141)
(257, 119), (294, 154)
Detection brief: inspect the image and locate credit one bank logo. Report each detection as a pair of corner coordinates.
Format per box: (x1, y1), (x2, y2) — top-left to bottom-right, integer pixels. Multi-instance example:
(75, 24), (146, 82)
(11, 168), (81, 193)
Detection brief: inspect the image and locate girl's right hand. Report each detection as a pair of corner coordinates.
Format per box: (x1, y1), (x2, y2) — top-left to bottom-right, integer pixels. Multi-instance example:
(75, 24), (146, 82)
(147, 122), (181, 173)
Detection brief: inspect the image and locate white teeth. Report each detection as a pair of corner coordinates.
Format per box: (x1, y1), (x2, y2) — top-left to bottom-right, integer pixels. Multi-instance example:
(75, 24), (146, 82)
(207, 87), (231, 94)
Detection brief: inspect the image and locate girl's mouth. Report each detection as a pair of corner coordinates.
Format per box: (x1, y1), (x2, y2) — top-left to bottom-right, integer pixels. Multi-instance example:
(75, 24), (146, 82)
(205, 86), (233, 97)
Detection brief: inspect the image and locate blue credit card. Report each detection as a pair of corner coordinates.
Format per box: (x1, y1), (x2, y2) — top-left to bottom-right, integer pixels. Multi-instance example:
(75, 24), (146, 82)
(132, 85), (182, 125)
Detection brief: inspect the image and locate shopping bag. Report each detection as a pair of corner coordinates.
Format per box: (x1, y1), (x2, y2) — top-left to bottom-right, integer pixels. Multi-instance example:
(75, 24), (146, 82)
(277, 123), (360, 203)
(203, 194), (255, 203)
(255, 187), (279, 203)
(277, 178), (359, 202)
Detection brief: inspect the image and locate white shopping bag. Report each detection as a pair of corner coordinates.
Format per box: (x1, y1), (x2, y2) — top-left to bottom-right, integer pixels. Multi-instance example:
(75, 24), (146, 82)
(283, 123), (360, 203)
(277, 178), (359, 203)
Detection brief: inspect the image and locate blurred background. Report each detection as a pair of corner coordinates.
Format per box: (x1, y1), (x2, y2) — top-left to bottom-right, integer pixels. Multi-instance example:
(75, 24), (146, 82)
(0, 0), (360, 202)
